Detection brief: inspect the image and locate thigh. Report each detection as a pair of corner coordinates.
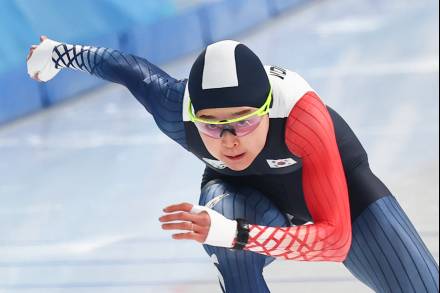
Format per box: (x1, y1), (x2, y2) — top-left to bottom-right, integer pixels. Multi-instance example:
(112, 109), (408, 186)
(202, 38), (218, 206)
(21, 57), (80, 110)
(201, 166), (312, 224)
(199, 179), (291, 293)
(199, 179), (290, 229)
(344, 196), (439, 293)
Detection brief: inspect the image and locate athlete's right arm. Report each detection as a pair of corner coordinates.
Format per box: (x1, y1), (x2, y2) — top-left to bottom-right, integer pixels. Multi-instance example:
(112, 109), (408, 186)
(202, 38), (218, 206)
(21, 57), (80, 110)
(27, 36), (188, 148)
(27, 36), (183, 110)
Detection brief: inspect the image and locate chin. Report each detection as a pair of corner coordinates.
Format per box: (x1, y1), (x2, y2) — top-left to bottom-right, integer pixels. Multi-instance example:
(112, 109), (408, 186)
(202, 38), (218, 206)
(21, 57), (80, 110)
(225, 160), (253, 171)
(227, 165), (247, 171)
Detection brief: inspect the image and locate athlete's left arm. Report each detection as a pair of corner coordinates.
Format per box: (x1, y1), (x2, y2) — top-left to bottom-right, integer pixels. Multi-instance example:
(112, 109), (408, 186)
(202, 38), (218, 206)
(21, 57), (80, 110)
(244, 92), (352, 262)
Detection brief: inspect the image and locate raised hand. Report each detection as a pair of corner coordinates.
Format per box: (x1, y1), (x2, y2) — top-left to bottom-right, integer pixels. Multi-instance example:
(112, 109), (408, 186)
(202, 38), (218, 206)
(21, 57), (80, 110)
(26, 35), (61, 82)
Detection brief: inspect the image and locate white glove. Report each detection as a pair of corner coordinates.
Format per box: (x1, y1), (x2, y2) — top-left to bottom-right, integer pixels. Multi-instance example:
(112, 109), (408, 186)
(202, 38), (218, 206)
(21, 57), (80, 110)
(190, 205), (237, 248)
(27, 38), (62, 82)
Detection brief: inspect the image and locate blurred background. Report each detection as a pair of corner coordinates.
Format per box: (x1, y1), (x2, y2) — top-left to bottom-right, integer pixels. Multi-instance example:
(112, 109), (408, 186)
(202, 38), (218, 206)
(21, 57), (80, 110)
(0, 0), (438, 292)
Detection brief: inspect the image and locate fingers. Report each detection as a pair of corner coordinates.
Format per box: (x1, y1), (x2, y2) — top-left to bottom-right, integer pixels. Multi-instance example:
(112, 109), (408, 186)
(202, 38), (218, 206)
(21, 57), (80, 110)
(29, 72), (41, 82)
(26, 45), (37, 62)
(26, 46), (41, 82)
(161, 222), (204, 233)
(172, 232), (205, 243)
(160, 218), (208, 243)
(161, 203), (211, 244)
(32, 72), (41, 82)
(161, 221), (193, 231)
(27, 35), (47, 62)
(159, 210), (210, 227)
(159, 212), (197, 223)
(163, 202), (193, 213)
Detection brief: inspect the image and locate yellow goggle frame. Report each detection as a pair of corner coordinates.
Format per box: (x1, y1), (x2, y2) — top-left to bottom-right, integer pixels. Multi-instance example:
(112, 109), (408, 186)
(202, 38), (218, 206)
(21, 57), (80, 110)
(188, 87), (273, 125)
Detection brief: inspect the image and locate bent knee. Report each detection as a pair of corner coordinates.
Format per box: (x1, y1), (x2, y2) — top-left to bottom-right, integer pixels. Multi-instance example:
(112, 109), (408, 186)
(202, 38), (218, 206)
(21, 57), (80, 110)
(199, 180), (289, 227)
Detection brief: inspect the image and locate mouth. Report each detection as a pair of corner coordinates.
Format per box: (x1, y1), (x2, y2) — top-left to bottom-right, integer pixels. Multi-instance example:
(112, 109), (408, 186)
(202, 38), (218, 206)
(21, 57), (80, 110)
(224, 153), (246, 161)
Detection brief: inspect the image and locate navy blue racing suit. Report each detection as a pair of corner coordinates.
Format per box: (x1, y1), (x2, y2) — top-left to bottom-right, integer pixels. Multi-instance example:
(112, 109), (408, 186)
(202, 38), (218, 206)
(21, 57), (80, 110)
(50, 43), (439, 293)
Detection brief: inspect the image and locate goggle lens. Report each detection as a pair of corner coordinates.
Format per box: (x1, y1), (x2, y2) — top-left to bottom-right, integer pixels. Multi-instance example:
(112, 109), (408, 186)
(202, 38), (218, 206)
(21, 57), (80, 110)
(194, 115), (263, 138)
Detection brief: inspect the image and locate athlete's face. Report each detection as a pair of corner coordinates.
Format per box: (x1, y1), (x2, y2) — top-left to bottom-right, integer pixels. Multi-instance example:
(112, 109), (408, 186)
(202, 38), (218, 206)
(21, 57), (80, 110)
(196, 107), (269, 171)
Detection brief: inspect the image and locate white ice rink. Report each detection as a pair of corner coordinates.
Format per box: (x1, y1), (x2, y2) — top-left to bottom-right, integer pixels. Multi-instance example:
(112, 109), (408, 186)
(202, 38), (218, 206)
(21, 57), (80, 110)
(0, 0), (438, 292)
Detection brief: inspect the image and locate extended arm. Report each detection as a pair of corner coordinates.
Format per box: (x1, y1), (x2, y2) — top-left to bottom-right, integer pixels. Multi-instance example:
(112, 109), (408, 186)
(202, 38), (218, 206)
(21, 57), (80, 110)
(27, 37), (188, 148)
(51, 42), (185, 115)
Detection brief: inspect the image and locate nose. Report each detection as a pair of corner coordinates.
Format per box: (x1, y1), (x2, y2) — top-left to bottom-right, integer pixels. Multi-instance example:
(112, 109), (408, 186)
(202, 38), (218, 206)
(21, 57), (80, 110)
(221, 130), (239, 148)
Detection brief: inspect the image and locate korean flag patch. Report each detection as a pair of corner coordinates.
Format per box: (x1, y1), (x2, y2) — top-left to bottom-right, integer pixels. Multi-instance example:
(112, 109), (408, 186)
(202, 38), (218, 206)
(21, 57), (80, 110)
(267, 158), (297, 168)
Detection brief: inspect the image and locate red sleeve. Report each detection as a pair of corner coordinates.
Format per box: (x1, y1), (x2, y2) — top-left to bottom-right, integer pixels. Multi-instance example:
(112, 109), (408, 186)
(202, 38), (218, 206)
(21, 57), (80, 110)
(243, 92), (352, 262)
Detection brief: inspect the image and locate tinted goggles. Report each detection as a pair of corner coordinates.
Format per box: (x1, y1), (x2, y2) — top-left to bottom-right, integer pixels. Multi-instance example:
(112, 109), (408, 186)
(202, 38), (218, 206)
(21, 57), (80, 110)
(188, 87), (272, 139)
